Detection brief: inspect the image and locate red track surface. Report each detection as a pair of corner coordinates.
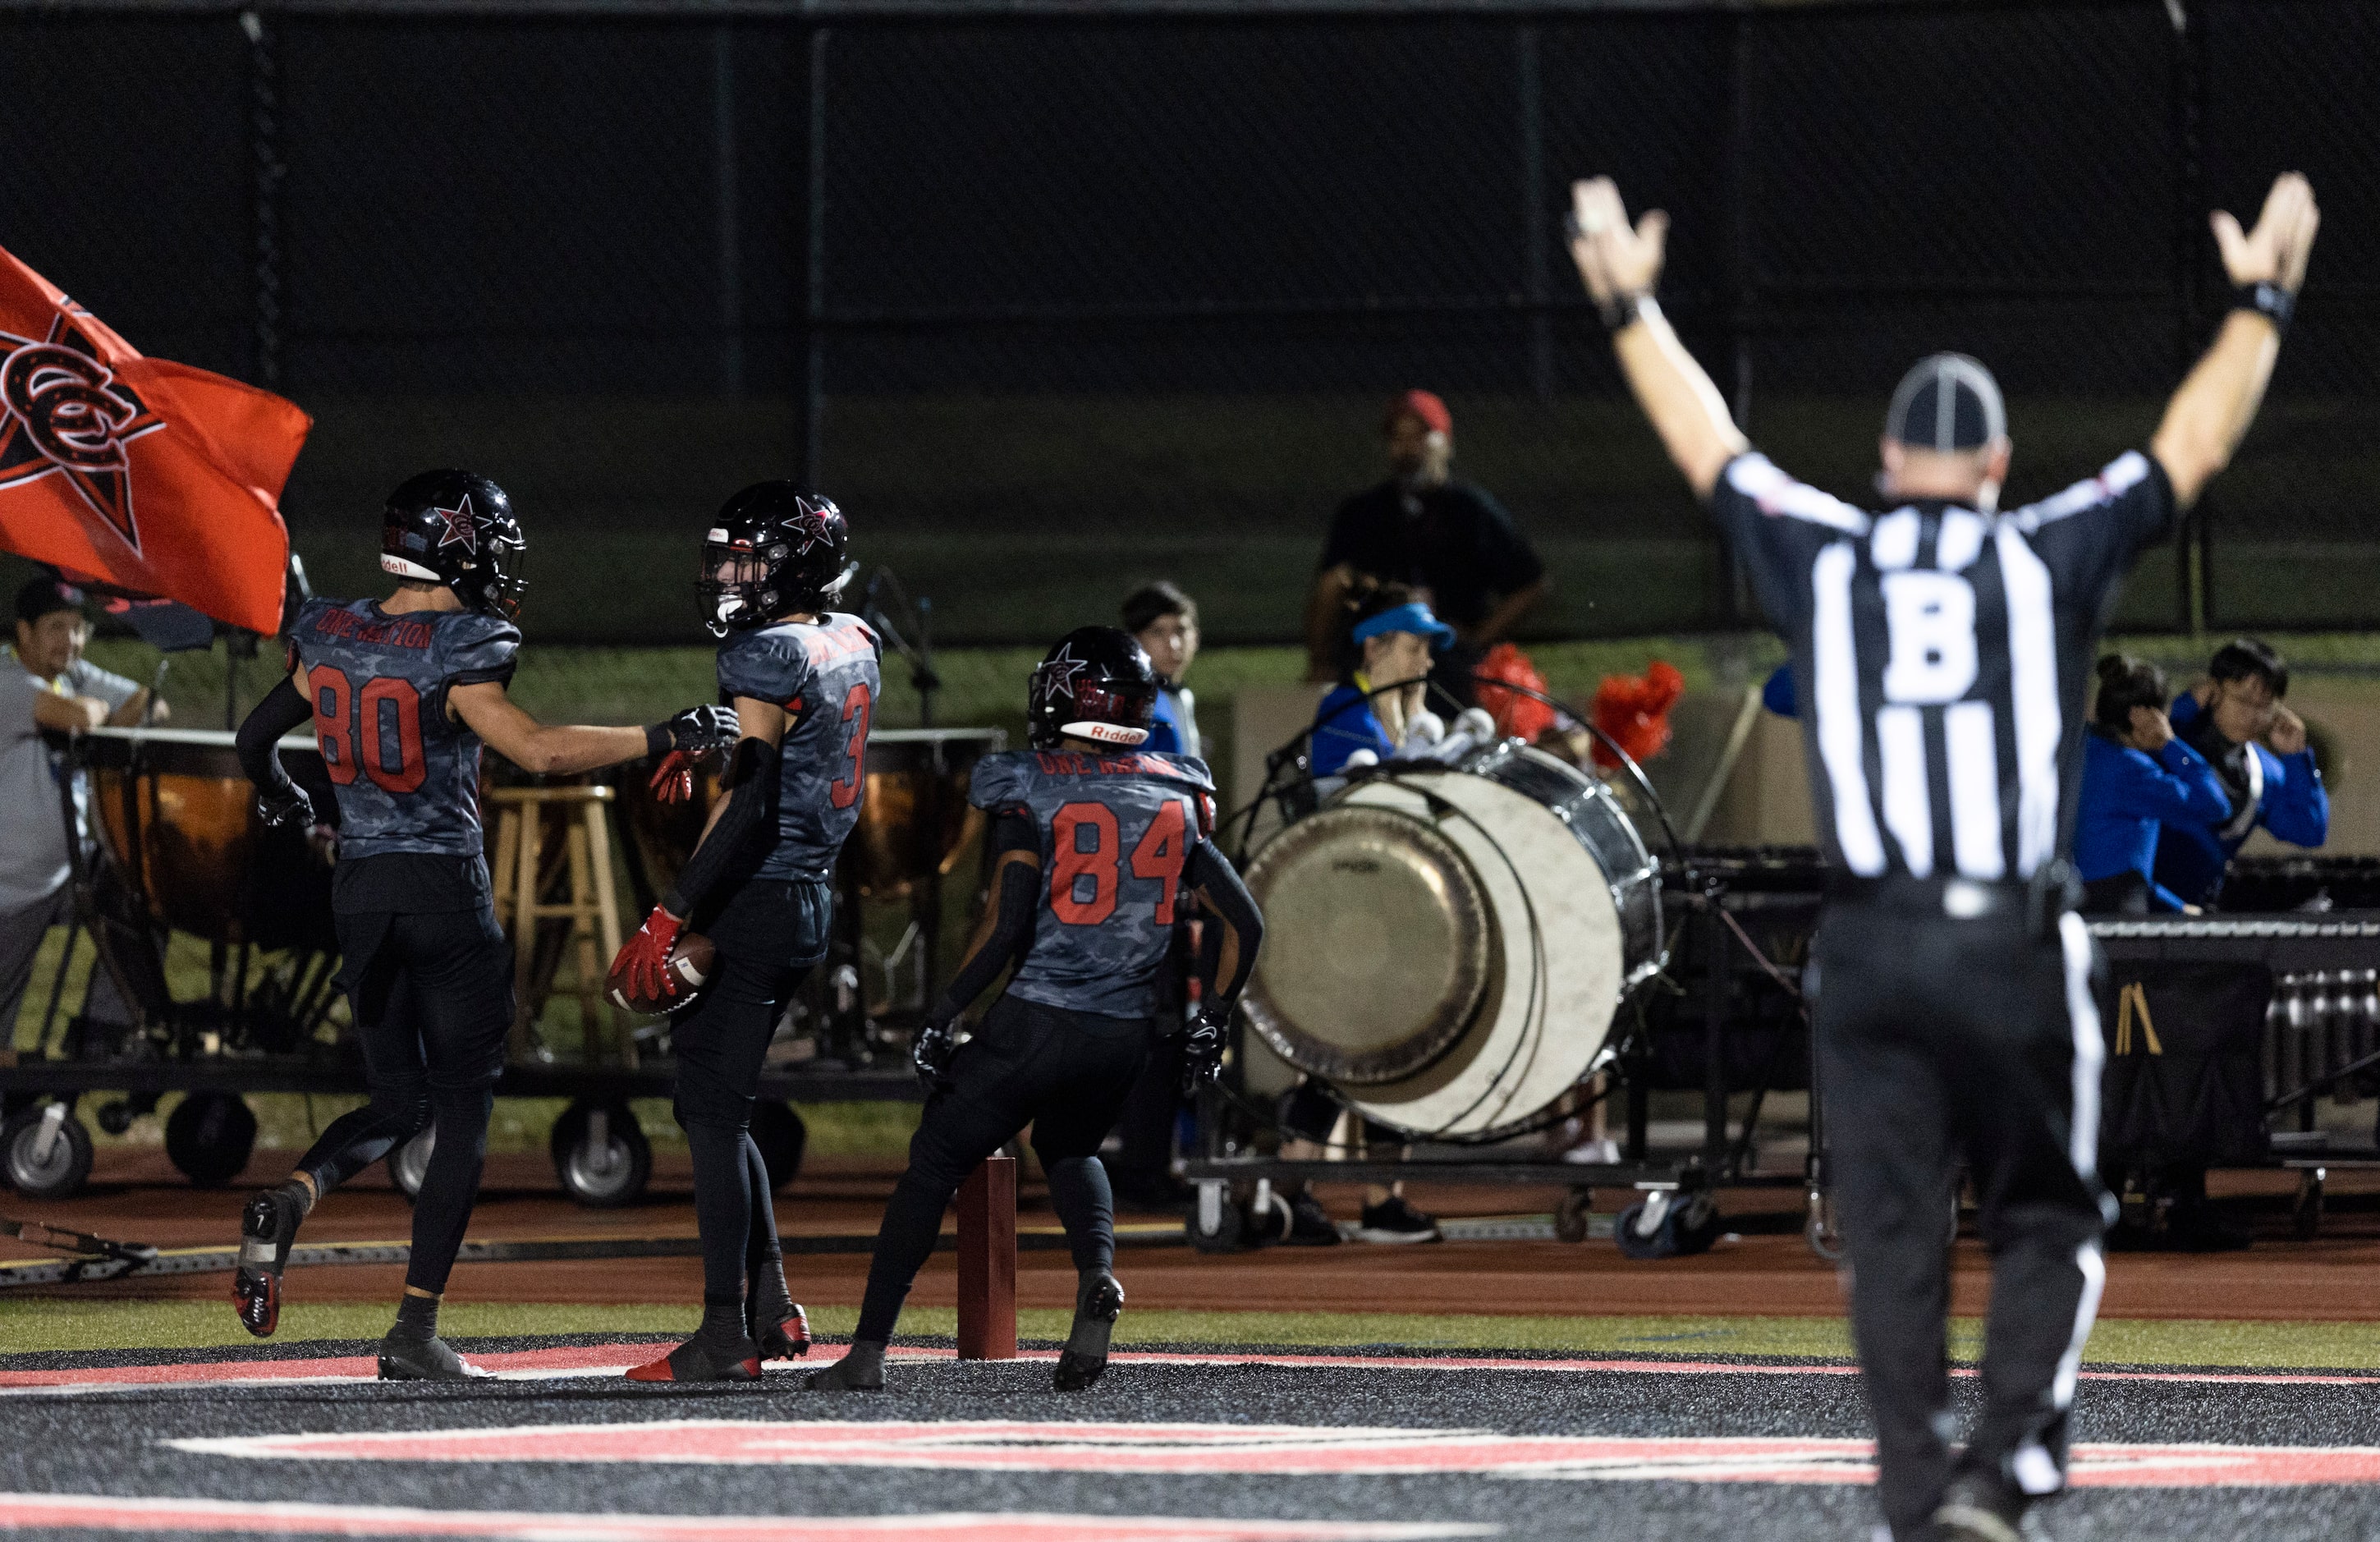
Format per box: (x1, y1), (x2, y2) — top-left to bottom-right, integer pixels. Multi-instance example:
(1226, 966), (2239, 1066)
(11, 1150), (2378, 1321)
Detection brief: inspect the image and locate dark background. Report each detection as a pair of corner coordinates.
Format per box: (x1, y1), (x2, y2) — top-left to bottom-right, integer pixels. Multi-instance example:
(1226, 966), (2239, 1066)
(1, 0), (2370, 644)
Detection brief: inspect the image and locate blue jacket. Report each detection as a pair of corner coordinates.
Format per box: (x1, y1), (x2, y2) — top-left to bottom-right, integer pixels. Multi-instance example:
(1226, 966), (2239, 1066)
(2075, 730), (2230, 912)
(1310, 682), (1396, 777)
(2153, 690), (2328, 906)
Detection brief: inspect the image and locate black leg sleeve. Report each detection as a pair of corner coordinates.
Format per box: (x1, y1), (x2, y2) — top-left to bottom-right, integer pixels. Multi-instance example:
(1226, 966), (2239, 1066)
(853, 1092), (1017, 1343)
(1041, 1155), (1116, 1278)
(743, 1133), (782, 1274)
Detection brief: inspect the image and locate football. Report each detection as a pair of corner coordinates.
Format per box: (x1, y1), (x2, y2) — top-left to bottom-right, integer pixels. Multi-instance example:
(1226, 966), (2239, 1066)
(606, 932), (718, 1016)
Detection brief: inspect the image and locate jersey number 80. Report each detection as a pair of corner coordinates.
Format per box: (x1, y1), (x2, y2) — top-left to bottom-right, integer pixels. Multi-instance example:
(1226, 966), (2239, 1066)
(1050, 800), (1189, 928)
(309, 666), (427, 795)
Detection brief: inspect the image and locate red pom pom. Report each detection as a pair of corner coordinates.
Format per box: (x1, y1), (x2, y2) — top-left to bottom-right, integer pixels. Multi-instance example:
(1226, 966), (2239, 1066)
(1590, 660), (1685, 769)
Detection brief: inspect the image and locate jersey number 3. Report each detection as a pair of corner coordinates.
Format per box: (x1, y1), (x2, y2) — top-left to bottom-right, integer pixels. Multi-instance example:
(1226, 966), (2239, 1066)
(1051, 801), (1187, 927)
(310, 667), (427, 795)
(827, 683), (873, 810)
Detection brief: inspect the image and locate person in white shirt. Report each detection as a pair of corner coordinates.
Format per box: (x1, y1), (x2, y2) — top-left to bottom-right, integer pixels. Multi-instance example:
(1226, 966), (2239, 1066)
(0, 579), (163, 1044)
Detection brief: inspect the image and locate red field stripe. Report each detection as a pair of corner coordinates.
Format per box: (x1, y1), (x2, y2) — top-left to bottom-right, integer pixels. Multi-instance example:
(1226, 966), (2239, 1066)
(0, 1342), (657, 1391)
(0, 1494), (1490, 1541)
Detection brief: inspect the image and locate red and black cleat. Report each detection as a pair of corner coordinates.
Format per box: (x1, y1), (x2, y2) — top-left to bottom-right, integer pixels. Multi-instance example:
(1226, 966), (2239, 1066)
(626, 1336), (764, 1384)
(756, 1302), (812, 1361)
(231, 1184), (305, 1338)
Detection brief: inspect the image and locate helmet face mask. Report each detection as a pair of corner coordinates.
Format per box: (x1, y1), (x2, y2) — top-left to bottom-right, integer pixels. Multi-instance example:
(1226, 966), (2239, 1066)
(1029, 627), (1161, 751)
(694, 484), (851, 638)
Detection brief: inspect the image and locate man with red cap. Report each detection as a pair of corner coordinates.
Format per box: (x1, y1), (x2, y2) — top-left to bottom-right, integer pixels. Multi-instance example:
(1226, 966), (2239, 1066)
(1303, 390), (1549, 704)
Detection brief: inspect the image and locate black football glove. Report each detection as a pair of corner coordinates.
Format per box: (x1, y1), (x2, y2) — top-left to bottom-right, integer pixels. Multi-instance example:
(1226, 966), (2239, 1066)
(663, 703), (741, 755)
(1181, 1006), (1230, 1096)
(911, 1017), (958, 1092)
(255, 780), (314, 829)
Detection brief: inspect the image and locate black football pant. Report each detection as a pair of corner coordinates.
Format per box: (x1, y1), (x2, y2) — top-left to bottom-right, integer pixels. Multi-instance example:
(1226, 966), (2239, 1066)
(295, 905), (513, 1296)
(670, 878), (832, 1308)
(855, 993), (1153, 1343)
(1813, 898), (2112, 1540)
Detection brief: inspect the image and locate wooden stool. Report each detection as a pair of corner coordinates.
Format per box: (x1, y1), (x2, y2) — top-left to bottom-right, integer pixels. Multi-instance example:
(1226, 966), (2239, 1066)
(489, 786), (630, 1067)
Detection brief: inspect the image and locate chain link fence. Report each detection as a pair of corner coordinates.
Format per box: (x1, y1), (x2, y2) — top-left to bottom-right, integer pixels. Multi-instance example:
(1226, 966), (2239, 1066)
(0, 0), (2369, 645)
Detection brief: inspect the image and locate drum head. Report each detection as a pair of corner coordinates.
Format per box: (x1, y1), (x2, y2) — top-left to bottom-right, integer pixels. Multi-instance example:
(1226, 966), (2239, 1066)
(1241, 805), (1492, 1086)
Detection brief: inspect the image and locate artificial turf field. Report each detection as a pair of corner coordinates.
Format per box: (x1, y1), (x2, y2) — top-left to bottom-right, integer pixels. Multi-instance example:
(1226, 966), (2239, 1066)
(6, 1298), (2380, 1540)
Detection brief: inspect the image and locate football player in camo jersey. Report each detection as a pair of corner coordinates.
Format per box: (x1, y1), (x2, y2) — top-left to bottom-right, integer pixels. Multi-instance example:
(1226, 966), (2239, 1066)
(231, 470), (738, 1380)
(614, 483), (881, 1384)
(808, 625), (1263, 1395)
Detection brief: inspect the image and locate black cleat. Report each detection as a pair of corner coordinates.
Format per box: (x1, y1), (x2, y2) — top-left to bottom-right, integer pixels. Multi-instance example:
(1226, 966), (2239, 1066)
(1052, 1273), (1124, 1392)
(805, 1340), (886, 1392)
(1282, 1188), (1341, 1247)
(747, 1255), (811, 1360)
(231, 1183), (307, 1338)
(1934, 1471), (2049, 1542)
(377, 1334), (490, 1382)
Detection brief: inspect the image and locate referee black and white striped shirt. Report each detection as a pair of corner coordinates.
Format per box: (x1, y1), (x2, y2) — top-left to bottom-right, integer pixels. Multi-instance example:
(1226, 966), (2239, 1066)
(1709, 363), (2176, 886)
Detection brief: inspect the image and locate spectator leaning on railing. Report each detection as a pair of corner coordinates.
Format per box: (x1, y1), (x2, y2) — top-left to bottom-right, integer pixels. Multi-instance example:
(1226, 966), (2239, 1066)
(0, 579), (163, 1043)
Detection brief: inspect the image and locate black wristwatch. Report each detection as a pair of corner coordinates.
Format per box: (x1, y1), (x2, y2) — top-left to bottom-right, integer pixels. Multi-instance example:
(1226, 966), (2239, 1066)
(2231, 280), (2295, 338)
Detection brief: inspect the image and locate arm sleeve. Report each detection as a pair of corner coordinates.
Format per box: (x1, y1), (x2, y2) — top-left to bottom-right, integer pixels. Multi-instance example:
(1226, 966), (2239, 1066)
(2262, 748), (2330, 848)
(662, 738), (781, 917)
(930, 817), (1042, 1021)
(2137, 740), (2235, 824)
(1185, 840), (1261, 1011)
(236, 677), (314, 793)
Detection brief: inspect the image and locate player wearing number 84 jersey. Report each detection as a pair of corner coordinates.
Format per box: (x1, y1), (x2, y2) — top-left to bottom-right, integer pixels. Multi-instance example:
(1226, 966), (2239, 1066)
(230, 469), (739, 1379)
(807, 625), (1263, 1395)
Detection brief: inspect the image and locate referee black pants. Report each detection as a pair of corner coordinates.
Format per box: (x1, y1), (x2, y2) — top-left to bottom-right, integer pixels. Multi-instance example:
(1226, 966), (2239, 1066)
(1813, 899), (2111, 1540)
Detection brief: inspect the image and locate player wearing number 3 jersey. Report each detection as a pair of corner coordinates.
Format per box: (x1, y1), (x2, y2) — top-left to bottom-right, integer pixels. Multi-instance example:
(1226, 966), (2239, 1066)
(619, 481), (878, 1384)
(229, 470), (740, 1379)
(808, 626), (1262, 1396)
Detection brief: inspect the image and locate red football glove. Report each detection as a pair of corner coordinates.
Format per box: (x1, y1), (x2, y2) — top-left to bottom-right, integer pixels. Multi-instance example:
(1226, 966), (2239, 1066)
(612, 906), (686, 1007)
(649, 750), (697, 805)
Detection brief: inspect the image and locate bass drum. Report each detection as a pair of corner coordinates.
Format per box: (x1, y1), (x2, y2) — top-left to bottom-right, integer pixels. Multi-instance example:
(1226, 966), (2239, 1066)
(1240, 741), (1664, 1139)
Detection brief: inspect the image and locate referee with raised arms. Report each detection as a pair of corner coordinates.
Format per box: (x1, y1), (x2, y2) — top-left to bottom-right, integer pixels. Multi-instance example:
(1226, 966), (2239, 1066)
(1566, 172), (2318, 1542)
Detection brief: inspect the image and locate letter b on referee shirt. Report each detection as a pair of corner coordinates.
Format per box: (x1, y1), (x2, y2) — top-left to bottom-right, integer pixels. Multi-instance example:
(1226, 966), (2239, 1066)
(1879, 571), (1979, 704)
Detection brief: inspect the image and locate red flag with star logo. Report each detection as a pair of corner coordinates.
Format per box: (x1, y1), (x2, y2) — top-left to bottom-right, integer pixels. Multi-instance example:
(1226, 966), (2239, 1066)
(0, 243), (307, 636)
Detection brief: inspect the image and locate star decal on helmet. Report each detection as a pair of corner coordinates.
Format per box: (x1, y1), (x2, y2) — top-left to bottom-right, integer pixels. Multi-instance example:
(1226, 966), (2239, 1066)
(433, 495), (478, 554)
(1039, 645), (1089, 700)
(782, 503), (834, 557)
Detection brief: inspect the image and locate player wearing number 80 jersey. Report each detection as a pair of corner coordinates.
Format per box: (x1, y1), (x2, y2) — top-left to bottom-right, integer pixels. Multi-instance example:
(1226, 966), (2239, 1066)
(229, 470), (739, 1379)
(808, 626), (1263, 1396)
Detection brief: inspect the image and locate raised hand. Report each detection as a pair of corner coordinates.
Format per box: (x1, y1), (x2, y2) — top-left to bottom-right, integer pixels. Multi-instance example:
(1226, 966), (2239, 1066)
(2268, 704), (2308, 758)
(1566, 177), (1670, 312)
(2213, 172), (2320, 293)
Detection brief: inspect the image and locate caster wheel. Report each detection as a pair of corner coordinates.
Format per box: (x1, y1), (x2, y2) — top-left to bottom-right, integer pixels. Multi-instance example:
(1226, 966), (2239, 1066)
(163, 1093), (257, 1187)
(1554, 1188), (1594, 1244)
(390, 1128), (435, 1202)
(1186, 1182), (1246, 1254)
(750, 1100), (808, 1191)
(549, 1100), (651, 1208)
(3, 1104), (94, 1199)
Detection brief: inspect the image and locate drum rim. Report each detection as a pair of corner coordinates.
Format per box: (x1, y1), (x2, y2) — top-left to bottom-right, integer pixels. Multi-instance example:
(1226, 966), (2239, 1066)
(1240, 802), (1492, 1087)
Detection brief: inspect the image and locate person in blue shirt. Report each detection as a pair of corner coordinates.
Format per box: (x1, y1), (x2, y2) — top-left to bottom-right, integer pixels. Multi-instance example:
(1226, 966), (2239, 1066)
(2153, 637), (2327, 908)
(1309, 582), (1453, 777)
(1122, 581), (1201, 759)
(2075, 655), (2230, 914)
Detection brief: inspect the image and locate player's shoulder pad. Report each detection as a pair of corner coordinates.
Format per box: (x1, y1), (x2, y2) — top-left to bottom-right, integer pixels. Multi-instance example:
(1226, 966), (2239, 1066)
(441, 609), (522, 685)
(822, 611), (883, 661)
(967, 750), (1034, 812)
(716, 623), (809, 705)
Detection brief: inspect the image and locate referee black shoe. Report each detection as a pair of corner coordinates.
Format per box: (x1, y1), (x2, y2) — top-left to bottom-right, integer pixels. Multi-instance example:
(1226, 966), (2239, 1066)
(1052, 1272), (1125, 1392)
(1934, 1471), (2050, 1542)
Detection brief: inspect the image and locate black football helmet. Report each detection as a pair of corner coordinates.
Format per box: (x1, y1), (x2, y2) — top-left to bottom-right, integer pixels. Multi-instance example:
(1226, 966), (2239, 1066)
(696, 482), (854, 637)
(379, 470), (527, 621)
(1028, 626), (1158, 750)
